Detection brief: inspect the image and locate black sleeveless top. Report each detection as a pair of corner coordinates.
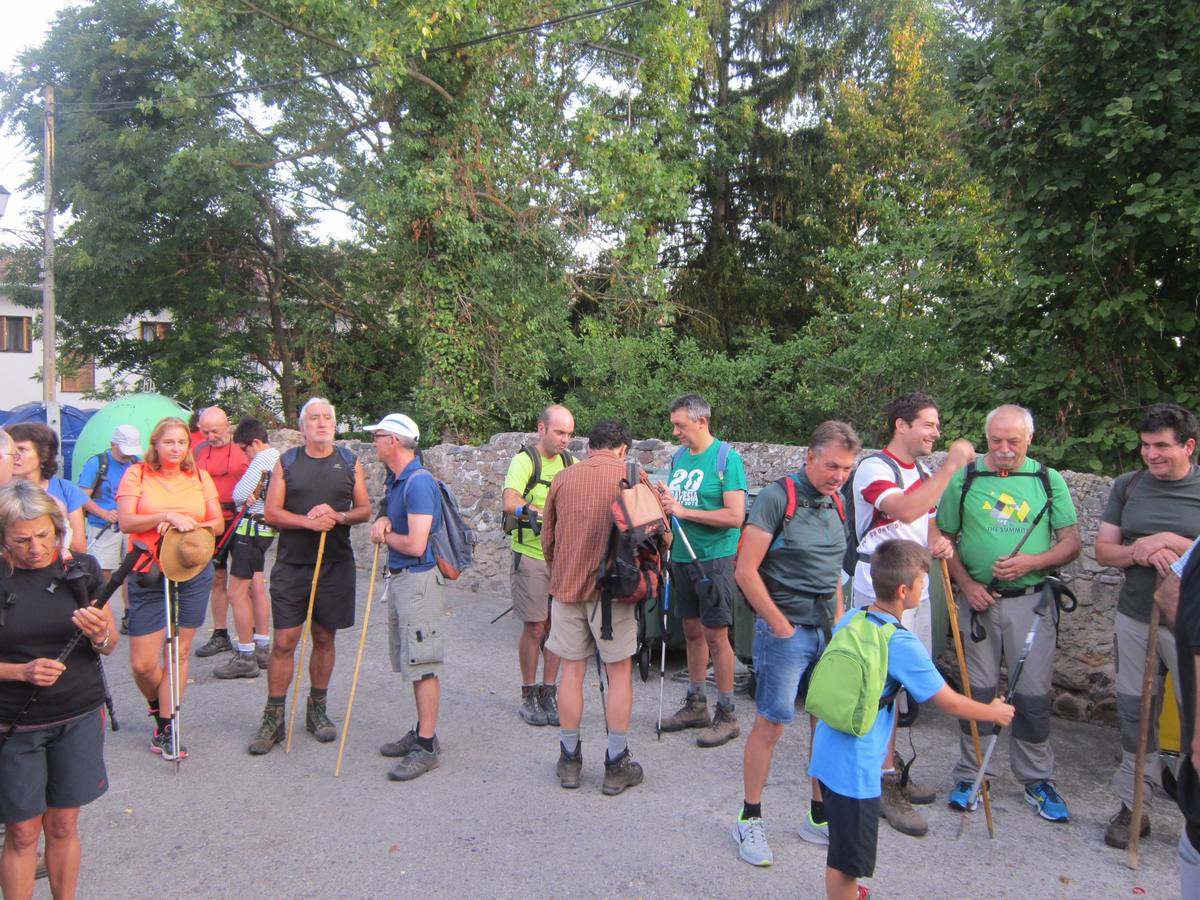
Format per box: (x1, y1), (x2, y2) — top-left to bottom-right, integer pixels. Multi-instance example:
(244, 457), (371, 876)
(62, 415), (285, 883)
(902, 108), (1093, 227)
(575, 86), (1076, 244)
(277, 447), (357, 565)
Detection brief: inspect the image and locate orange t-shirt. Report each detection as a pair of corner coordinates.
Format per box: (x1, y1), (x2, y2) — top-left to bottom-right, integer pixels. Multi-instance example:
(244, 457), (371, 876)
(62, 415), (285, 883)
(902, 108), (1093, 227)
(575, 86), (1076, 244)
(116, 463), (219, 551)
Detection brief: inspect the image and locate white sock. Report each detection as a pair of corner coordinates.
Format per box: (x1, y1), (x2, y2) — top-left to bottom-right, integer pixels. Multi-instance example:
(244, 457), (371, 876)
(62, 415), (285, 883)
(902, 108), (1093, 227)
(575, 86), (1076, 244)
(237, 642), (255, 653)
(254, 634), (270, 645)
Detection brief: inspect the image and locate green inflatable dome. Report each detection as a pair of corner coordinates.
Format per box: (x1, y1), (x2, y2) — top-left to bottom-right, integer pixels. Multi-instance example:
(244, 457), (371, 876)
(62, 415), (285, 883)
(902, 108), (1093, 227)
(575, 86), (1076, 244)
(69, 394), (191, 481)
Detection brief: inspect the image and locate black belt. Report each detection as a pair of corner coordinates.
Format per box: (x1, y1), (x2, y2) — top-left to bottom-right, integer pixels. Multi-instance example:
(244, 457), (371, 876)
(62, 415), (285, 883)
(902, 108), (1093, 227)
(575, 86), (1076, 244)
(389, 565), (433, 575)
(994, 581), (1045, 598)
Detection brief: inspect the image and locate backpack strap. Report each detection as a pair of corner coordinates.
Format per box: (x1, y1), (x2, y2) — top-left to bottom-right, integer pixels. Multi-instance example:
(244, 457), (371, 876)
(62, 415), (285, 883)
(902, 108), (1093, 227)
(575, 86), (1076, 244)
(280, 447), (300, 483)
(715, 440), (730, 485)
(1122, 468), (1147, 504)
(768, 474), (799, 547)
(958, 462), (1055, 527)
(863, 610), (905, 708)
(521, 446), (542, 499)
(89, 452), (110, 494)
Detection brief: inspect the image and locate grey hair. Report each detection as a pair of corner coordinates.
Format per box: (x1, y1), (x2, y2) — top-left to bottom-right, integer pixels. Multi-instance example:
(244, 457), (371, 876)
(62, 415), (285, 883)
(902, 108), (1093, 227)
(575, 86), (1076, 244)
(0, 481), (66, 544)
(0, 429), (11, 454)
(396, 436), (418, 452)
(299, 397), (336, 427)
(986, 404), (1035, 438)
(809, 420), (862, 456)
(669, 394), (712, 424)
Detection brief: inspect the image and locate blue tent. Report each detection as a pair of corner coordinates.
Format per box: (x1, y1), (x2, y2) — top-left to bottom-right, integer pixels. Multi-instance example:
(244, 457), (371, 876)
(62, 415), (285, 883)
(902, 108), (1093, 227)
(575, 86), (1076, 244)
(0, 403), (98, 478)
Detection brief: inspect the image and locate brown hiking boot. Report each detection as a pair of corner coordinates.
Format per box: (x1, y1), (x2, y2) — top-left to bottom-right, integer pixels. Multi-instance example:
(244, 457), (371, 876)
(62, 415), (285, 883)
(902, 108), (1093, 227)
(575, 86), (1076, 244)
(891, 753), (935, 805)
(306, 696), (337, 742)
(556, 742), (582, 789)
(696, 704), (740, 748)
(881, 773), (928, 836)
(659, 693), (710, 732)
(602, 748), (644, 796)
(248, 705), (284, 755)
(1104, 804), (1150, 849)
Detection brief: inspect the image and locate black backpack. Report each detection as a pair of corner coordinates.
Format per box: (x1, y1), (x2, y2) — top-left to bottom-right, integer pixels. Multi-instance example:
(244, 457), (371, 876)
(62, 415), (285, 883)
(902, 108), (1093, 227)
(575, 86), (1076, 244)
(840, 452), (929, 576)
(957, 461), (1054, 526)
(504, 446), (575, 539)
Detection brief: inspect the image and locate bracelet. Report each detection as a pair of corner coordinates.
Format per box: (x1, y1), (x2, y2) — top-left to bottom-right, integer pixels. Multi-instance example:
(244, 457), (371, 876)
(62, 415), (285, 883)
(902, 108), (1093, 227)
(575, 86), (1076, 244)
(92, 632), (111, 651)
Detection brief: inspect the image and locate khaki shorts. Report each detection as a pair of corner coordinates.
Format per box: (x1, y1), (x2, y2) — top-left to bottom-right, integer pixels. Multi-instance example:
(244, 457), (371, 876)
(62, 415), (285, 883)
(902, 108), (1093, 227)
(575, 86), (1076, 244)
(85, 522), (124, 571)
(386, 568), (445, 682)
(510, 553), (551, 623)
(545, 598), (636, 663)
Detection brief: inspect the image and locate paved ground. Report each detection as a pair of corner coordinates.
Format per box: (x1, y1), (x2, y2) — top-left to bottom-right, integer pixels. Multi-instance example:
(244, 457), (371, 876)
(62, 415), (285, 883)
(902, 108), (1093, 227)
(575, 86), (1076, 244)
(44, 580), (1185, 899)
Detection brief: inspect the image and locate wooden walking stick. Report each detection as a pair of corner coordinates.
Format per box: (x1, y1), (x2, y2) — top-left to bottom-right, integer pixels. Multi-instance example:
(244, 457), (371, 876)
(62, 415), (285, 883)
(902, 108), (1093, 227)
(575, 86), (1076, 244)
(335, 542), (381, 777)
(941, 559), (995, 838)
(287, 531), (327, 753)
(1127, 603), (1160, 870)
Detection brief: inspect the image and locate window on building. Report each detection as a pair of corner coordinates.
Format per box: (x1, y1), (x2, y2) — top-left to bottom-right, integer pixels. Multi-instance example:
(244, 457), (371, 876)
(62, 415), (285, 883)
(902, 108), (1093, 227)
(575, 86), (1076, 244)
(1, 316), (31, 353)
(140, 321), (170, 341)
(60, 355), (96, 393)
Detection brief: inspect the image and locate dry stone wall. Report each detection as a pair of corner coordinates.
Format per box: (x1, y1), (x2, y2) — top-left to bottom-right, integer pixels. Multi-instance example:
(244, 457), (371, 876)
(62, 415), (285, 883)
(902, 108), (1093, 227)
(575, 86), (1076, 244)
(272, 430), (1130, 727)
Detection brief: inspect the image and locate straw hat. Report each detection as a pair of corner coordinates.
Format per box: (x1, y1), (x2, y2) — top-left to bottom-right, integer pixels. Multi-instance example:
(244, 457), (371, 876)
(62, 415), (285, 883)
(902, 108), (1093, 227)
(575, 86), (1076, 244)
(158, 528), (215, 581)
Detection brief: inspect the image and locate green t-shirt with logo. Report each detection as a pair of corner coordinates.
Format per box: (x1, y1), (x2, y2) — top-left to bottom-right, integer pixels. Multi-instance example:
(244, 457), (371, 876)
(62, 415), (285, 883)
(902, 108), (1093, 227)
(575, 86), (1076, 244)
(936, 457), (1077, 588)
(504, 449), (571, 560)
(667, 439), (747, 562)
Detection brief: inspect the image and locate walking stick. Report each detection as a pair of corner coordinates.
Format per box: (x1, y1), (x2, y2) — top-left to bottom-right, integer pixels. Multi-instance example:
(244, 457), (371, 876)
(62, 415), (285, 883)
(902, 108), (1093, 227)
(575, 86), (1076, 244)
(163, 576), (182, 774)
(335, 542), (381, 777)
(1127, 603), (1160, 870)
(940, 559), (995, 838)
(656, 565), (671, 741)
(287, 531), (327, 753)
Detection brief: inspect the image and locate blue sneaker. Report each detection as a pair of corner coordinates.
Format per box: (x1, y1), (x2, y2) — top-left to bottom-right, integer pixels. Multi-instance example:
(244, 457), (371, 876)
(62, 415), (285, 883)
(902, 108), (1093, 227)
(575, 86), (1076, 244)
(1025, 781), (1070, 822)
(948, 780), (979, 812)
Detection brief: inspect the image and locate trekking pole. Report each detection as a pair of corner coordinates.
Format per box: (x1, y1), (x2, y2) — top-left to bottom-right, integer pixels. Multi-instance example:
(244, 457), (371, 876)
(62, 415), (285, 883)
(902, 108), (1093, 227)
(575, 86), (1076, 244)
(287, 531), (327, 753)
(940, 560), (994, 838)
(86, 522), (113, 553)
(163, 576), (182, 774)
(594, 646), (608, 734)
(490, 606), (513, 624)
(1127, 603), (1161, 869)
(983, 501), (1048, 594)
(335, 542), (381, 777)
(956, 590), (1051, 838)
(656, 566), (671, 741)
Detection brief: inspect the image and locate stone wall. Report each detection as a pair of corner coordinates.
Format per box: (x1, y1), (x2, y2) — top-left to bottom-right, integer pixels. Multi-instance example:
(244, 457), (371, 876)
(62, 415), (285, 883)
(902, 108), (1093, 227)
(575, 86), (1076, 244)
(275, 430), (1128, 726)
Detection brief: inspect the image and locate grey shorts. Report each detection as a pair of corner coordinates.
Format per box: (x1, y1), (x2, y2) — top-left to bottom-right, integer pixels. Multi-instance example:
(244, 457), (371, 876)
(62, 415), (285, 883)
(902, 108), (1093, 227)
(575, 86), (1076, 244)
(670, 555), (737, 627)
(545, 598), (636, 663)
(510, 553), (551, 623)
(0, 708), (108, 824)
(386, 568), (446, 682)
(85, 523), (123, 571)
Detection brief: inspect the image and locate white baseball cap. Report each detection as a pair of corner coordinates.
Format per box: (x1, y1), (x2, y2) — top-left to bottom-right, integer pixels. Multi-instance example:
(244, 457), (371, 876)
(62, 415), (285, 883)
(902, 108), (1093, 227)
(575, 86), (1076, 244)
(112, 424), (142, 456)
(364, 413), (419, 441)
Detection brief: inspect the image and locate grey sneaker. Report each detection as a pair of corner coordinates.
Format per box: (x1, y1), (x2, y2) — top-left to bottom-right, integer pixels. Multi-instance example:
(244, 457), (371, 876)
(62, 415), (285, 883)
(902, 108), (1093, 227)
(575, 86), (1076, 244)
(195, 630), (233, 658)
(388, 745), (441, 781)
(601, 748), (643, 796)
(881, 772), (928, 836)
(696, 704), (740, 748)
(556, 742), (582, 789)
(519, 689), (549, 726)
(540, 684), (560, 726)
(214, 649), (260, 679)
(659, 693), (710, 732)
(380, 728), (423, 758)
(799, 810), (829, 845)
(150, 722), (188, 761)
(254, 642), (270, 669)
(306, 696), (337, 742)
(732, 815), (773, 867)
(248, 705), (284, 755)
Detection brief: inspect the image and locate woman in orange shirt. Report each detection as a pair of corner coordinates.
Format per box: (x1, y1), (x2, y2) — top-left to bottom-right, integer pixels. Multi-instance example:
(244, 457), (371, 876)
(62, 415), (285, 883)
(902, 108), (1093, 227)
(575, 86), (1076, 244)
(116, 417), (223, 761)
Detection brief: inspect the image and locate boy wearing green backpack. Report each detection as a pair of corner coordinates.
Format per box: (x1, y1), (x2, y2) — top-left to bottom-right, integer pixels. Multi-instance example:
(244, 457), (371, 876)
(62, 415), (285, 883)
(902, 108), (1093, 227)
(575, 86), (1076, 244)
(808, 540), (1014, 900)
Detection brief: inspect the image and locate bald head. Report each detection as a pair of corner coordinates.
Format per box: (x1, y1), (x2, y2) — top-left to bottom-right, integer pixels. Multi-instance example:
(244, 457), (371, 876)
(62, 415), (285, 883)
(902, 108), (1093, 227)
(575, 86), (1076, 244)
(537, 404), (575, 458)
(984, 404), (1034, 472)
(198, 407), (232, 447)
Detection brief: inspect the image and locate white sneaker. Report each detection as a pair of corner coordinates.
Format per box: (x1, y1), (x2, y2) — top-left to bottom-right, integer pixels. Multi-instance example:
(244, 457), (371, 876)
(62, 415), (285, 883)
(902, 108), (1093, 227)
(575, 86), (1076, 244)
(732, 815), (773, 867)
(799, 811), (830, 845)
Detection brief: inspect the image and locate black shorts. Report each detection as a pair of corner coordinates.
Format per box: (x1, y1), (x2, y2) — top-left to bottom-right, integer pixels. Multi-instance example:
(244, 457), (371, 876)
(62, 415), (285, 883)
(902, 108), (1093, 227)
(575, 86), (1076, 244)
(0, 708), (108, 824)
(821, 781), (880, 879)
(212, 520), (235, 569)
(230, 531), (275, 579)
(670, 555), (737, 627)
(269, 558), (356, 631)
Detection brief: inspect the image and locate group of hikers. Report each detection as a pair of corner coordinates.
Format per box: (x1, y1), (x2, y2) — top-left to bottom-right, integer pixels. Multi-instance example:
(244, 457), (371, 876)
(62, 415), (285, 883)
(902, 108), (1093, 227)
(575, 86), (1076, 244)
(0, 390), (1196, 899)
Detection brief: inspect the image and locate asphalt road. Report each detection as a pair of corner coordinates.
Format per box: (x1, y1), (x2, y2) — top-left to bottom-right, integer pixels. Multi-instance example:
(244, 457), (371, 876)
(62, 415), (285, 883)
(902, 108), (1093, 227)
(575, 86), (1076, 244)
(45, 580), (1185, 899)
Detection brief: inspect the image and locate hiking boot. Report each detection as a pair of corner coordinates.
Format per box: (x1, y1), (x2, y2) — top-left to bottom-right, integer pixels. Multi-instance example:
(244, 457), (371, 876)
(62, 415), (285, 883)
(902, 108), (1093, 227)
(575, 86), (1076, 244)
(214, 649), (260, 680)
(556, 742), (582, 789)
(119, 612), (129, 635)
(659, 693), (710, 732)
(150, 722), (187, 761)
(387, 745), (441, 782)
(731, 814), (773, 867)
(248, 706), (285, 755)
(948, 780), (980, 812)
(799, 810), (829, 846)
(891, 752), (935, 805)
(540, 684), (560, 726)
(1024, 781), (1070, 822)
(254, 642), (270, 669)
(1104, 804), (1150, 849)
(601, 748), (643, 796)
(380, 728), (425, 758)
(696, 703), (740, 748)
(35, 854), (47, 880)
(519, 689), (549, 726)
(880, 773), (927, 836)
(195, 630), (232, 658)
(306, 696), (337, 742)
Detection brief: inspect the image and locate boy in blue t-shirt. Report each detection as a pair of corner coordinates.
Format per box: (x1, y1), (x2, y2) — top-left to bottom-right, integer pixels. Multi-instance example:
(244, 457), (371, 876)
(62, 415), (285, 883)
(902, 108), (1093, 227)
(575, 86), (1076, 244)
(810, 540), (1014, 899)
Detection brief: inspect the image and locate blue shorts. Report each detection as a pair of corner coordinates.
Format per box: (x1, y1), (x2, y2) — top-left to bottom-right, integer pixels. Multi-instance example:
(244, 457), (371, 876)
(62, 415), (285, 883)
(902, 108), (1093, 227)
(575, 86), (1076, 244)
(752, 617), (825, 725)
(126, 564), (214, 636)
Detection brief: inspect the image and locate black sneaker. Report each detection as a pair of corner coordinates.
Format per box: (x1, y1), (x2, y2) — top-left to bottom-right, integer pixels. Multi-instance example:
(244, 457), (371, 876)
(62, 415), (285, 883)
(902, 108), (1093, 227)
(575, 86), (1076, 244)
(195, 631), (233, 658)
(380, 728), (421, 758)
(150, 722), (187, 761)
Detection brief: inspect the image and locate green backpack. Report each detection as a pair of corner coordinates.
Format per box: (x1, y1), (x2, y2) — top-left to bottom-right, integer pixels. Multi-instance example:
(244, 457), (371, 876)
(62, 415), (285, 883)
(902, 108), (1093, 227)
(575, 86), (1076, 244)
(805, 609), (903, 737)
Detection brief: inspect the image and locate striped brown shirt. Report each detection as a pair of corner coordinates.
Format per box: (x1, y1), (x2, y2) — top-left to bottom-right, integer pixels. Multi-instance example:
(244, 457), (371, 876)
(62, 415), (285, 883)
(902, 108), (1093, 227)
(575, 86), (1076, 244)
(541, 451), (626, 603)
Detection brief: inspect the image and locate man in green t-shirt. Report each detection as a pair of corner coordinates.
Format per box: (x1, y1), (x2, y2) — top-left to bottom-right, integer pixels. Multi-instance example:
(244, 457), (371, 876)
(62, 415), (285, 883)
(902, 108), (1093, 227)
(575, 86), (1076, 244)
(937, 404), (1081, 824)
(1095, 403), (1200, 849)
(656, 394), (747, 748)
(502, 404), (576, 727)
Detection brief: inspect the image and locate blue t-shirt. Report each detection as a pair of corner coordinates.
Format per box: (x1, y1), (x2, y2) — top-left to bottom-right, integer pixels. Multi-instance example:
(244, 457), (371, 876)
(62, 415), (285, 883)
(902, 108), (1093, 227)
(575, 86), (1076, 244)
(384, 459), (442, 572)
(809, 608), (945, 799)
(46, 476), (88, 516)
(77, 451), (139, 527)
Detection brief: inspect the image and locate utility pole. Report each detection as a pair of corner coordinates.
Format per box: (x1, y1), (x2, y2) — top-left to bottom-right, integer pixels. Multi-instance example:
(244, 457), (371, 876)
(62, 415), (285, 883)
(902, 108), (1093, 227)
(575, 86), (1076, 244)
(42, 84), (61, 458)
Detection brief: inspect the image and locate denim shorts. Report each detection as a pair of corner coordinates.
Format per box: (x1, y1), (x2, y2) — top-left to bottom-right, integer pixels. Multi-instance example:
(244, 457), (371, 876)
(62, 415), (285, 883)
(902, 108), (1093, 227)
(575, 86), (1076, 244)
(752, 617), (825, 725)
(126, 563), (214, 636)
